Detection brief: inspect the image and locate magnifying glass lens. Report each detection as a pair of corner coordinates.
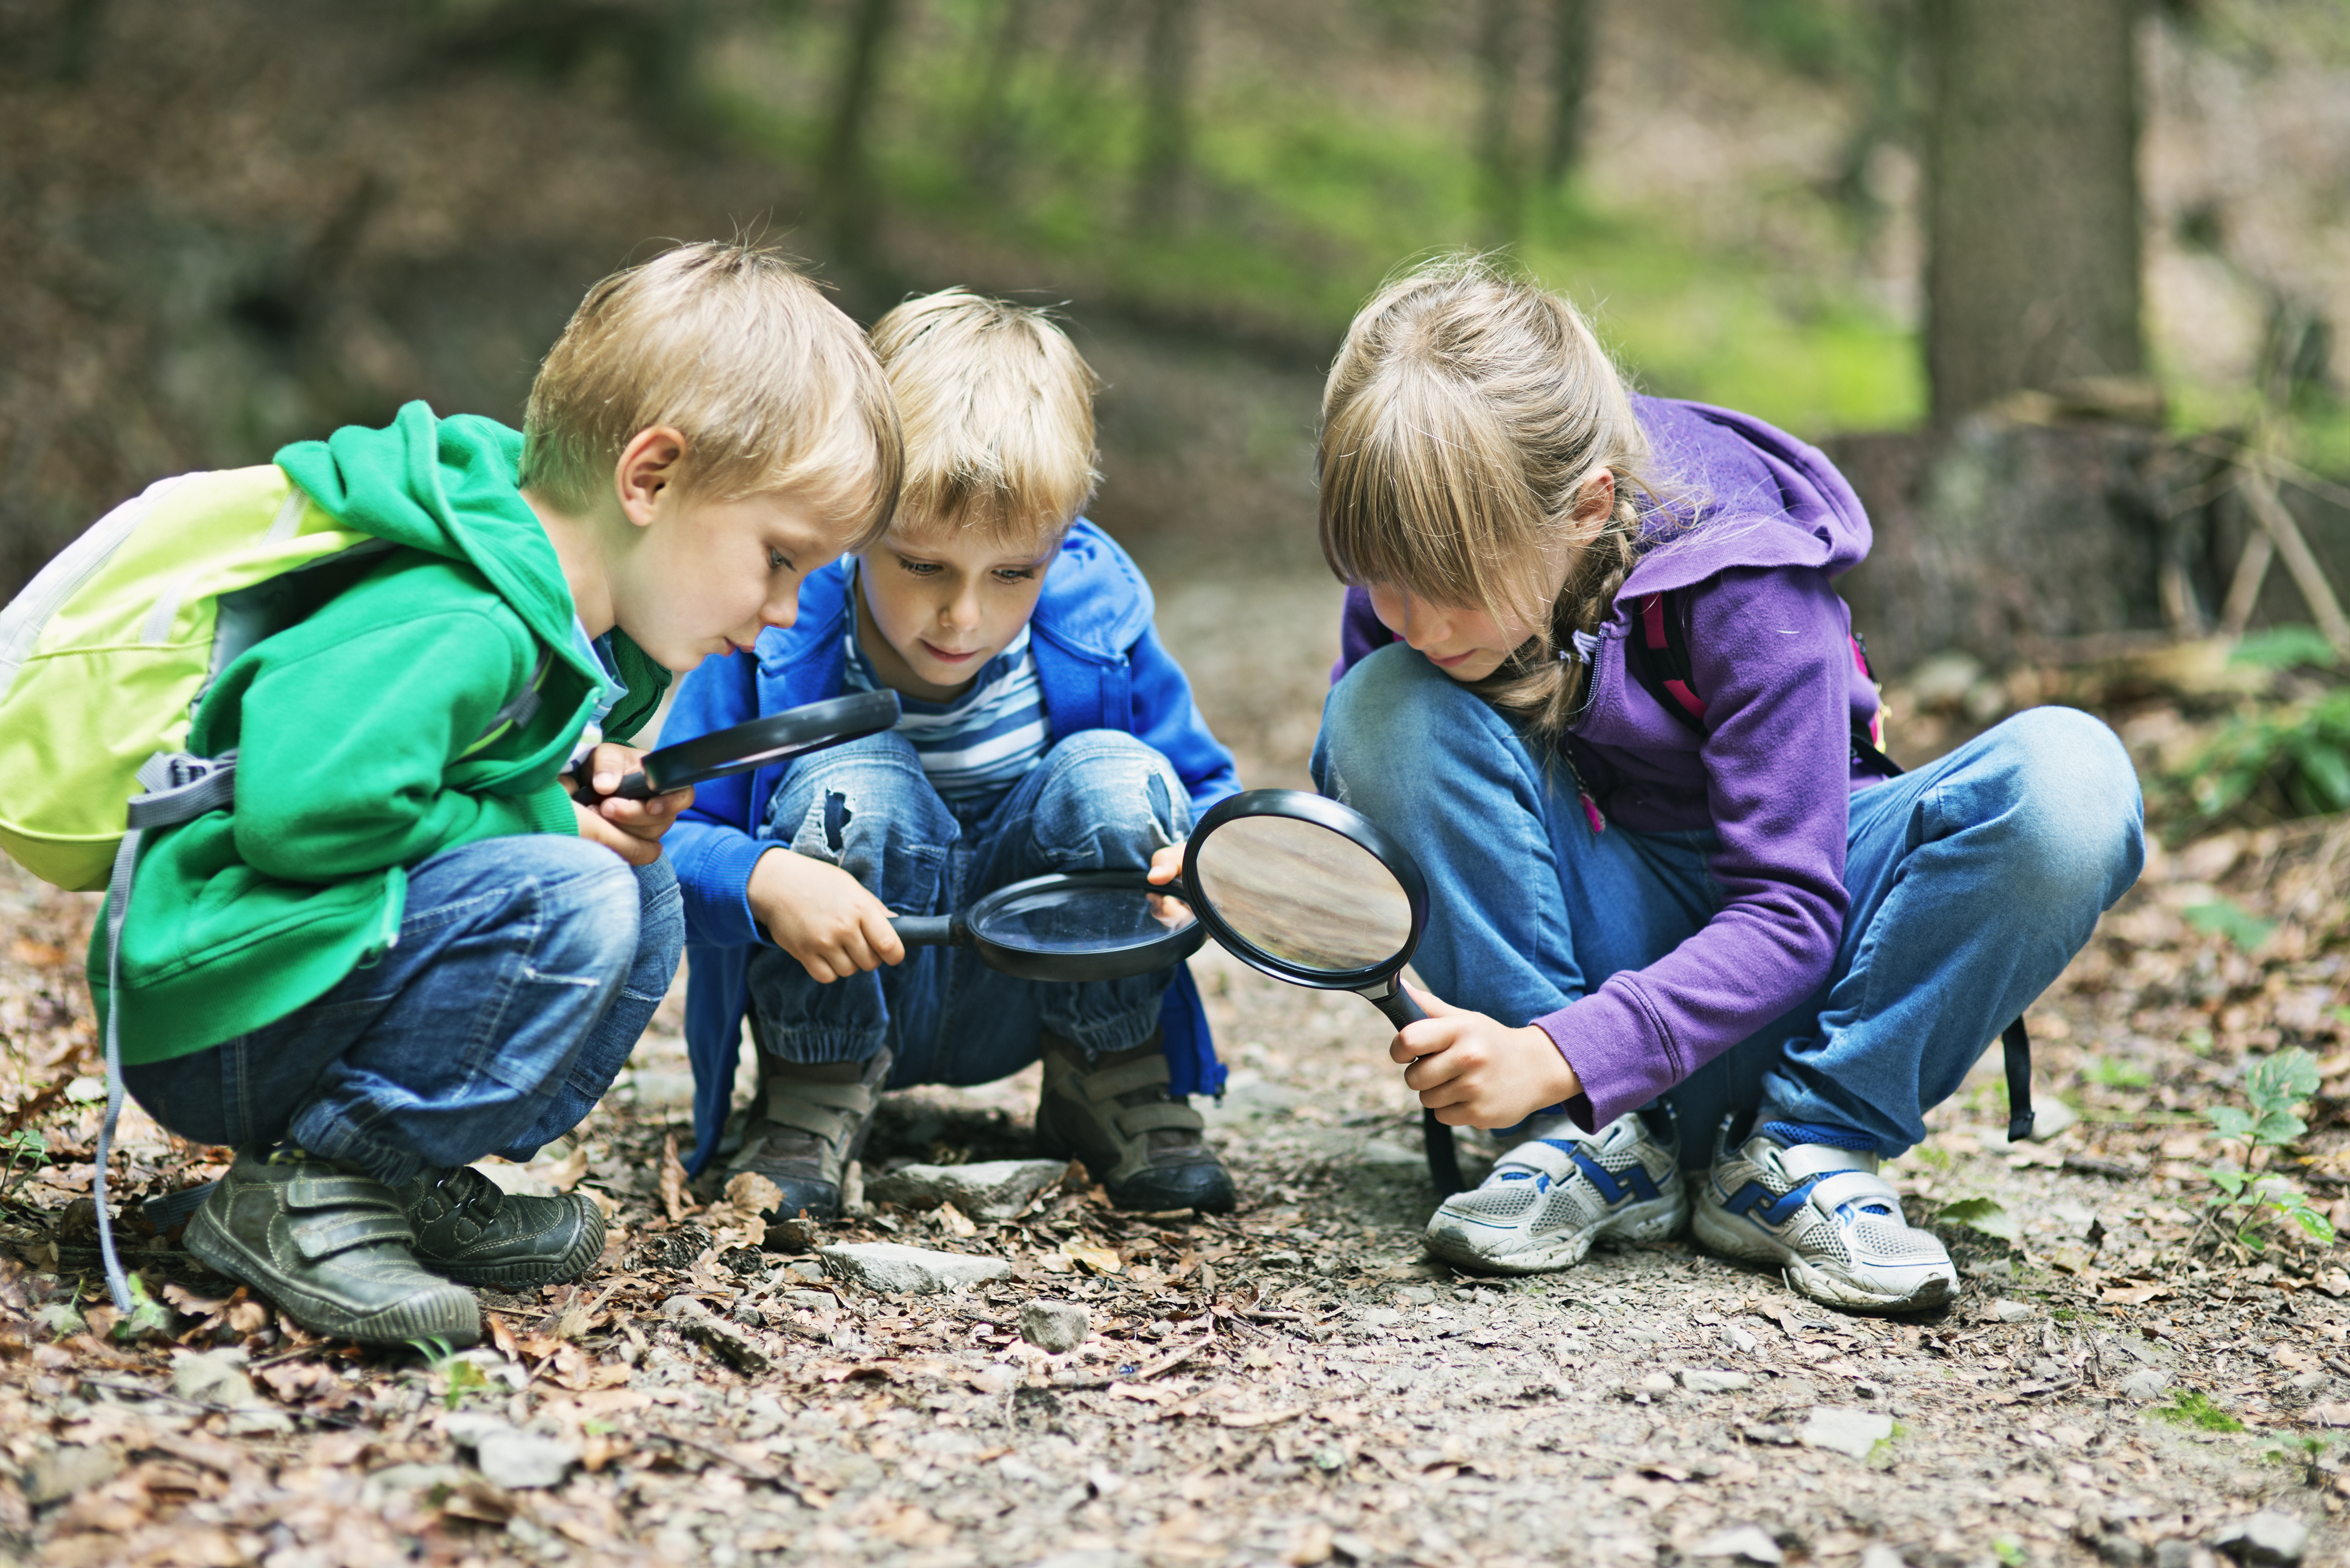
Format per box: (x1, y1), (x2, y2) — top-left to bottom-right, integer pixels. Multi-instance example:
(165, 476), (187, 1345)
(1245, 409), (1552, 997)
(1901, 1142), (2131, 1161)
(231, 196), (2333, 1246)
(972, 882), (1198, 956)
(1190, 815), (1413, 974)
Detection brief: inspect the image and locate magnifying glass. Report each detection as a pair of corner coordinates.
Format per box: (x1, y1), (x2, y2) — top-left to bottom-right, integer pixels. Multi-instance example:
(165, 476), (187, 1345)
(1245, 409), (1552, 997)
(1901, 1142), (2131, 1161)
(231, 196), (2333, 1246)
(890, 871), (1205, 979)
(576, 690), (903, 802)
(1179, 789), (1462, 1195)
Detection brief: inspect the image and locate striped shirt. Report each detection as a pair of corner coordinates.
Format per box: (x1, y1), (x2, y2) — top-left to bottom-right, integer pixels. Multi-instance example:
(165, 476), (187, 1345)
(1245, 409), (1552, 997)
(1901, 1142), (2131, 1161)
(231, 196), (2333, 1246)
(842, 613), (1050, 806)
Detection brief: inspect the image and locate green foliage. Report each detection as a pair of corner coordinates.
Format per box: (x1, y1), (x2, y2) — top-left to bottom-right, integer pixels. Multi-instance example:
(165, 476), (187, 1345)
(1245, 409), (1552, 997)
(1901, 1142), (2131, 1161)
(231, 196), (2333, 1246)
(2153, 1389), (2245, 1433)
(1991, 1539), (2027, 1568)
(1936, 1196), (2017, 1241)
(2231, 624), (2341, 671)
(2203, 1047), (2335, 1251)
(2083, 1057), (2153, 1090)
(113, 1272), (176, 1342)
(408, 1335), (489, 1408)
(2183, 900), (2278, 952)
(2159, 688), (2350, 834)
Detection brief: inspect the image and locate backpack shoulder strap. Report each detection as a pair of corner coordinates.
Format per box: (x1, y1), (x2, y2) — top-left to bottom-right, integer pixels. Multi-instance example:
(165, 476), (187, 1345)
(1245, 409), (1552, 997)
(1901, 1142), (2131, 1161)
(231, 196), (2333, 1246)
(1623, 589), (1707, 735)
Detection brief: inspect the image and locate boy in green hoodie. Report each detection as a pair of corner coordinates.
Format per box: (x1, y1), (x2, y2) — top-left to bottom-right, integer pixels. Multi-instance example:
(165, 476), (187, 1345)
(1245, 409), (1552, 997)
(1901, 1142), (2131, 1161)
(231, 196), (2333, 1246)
(100, 241), (902, 1346)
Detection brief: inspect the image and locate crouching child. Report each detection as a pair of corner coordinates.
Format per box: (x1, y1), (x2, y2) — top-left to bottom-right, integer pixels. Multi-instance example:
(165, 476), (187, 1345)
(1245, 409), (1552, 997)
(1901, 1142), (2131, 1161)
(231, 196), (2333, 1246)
(666, 290), (1243, 1218)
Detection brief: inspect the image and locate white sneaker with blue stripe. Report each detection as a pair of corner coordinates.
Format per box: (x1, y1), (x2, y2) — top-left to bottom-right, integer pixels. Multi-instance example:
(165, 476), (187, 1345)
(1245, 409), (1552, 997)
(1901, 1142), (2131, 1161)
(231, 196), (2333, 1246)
(1691, 1120), (1957, 1312)
(1422, 1110), (1687, 1274)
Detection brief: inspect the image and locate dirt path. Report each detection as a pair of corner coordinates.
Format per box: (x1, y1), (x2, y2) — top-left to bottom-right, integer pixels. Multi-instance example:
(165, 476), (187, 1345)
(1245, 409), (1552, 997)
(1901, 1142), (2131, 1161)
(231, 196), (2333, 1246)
(0, 564), (2343, 1567)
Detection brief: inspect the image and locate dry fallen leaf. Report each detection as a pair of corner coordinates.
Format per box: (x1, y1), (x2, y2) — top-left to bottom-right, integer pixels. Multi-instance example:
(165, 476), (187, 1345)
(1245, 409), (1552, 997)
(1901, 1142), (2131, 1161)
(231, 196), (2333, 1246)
(660, 1134), (697, 1224)
(1062, 1239), (1123, 1275)
(935, 1202), (978, 1238)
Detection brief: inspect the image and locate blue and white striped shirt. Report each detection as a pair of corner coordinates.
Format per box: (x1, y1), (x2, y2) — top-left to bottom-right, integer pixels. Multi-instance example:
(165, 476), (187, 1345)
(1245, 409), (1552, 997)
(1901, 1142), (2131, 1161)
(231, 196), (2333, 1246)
(842, 614), (1050, 806)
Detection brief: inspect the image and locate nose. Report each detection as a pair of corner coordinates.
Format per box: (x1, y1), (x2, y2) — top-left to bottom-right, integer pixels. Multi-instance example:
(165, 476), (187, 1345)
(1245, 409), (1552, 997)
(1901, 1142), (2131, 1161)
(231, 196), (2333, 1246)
(759, 585), (799, 631)
(941, 582), (981, 632)
(1397, 599), (1451, 653)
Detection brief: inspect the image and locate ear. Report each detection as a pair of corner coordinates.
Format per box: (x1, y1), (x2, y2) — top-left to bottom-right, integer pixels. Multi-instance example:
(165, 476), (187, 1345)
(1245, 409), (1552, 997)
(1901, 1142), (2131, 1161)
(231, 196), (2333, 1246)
(1569, 468), (1617, 526)
(613, 426), (688, 530)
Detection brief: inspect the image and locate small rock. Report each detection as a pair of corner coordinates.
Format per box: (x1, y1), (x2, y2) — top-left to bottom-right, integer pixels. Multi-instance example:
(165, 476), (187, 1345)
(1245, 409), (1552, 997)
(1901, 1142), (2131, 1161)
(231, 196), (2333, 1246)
(1021, 1298), (1090, 1353)
(171, 1347), (261, 1409)
(1858, 1547), (1908, 1568)
(2026, 1099), (2079, 1140)
(2099, 1536), (2151, 1567)
(1396, 1286), (1436, 1306)
(818, 1241), (1010, 1294)
(22, 1445), (121, 1506)
(2154, 1541), (2195, 1568)
(1691, 1525), (1784, 1564)
(1259, 1250), (1304, 1270)
(866, 1159), (1067, 1222)
(662, 1294), (775, 1373)
(1853, 1379), (1883, 1400)
(1989, 1299), (2036, 1323)
(2120, 1367), (2171, 1402)
(1636, 1372), (1676, 1395)
(475, 1429), (579, 1491)
(1724, 1327), (1759, 1354)
(783, 1260), (825, 1284)
(2211, 1512), (2309, 1567)
(1680, 1369), (1753, 1393)
(1800, 1406), (1894, 1460)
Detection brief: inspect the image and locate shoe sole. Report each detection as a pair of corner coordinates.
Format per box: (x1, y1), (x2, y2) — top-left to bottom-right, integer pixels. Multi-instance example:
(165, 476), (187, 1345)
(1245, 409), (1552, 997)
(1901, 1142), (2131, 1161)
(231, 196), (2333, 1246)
(1424, 1188), (1689, 1275)
(427, 1203), (608, 1289)
(186, 1206), (482, 1347)
(1689, 1195), (1956, 1313)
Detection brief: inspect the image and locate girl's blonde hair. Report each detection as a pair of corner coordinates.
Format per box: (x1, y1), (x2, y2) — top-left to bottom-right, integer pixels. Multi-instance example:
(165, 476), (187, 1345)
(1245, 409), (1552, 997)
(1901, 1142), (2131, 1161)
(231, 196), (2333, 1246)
(523, 240), (903, 548)
(868, 289), (1101, 547)
(1317, 253), (1659, 741)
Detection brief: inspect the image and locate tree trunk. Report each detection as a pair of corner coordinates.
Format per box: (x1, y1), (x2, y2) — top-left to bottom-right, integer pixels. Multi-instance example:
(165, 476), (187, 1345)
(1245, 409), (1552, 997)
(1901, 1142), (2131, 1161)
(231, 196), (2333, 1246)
(1541, 0), (1593, 187)
(1473, 0), (1522, 241)
(1921, 0), (2143, 423)
(819, 0), (901, 263)
(1131, 0), (1197, 233)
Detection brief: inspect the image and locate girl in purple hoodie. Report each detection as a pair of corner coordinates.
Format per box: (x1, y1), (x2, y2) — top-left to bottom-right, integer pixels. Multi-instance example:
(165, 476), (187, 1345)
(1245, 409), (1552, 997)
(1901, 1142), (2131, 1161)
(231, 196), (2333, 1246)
(1311, 257), (2143, 1313)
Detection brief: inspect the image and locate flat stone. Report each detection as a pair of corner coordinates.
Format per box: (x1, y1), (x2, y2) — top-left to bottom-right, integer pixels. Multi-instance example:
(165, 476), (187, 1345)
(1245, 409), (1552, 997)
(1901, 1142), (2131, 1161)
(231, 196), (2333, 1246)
(22, 1445), (121, 1506)
(2119, 1367), (2171, 1402)
(1691, 1525), (1784, 1564)
(2211, 1512), (2310, 1566)
(171, 1348), (261, 1409)
(866, 1160), (1067, 1222)
(476, 1429), (579, 1490)
(1989, 1298), (2037, 1322)
(1020, 1299), (1090, 1353)
(1636, 1372), (1676, 1395)
(819, 1241), (1010, 1294)
(1800, 1406), (1894, 1460)
(1858, 1547), (1909, 1568)
(2026, 1098), (2080, 1140)
(1681, 1369), (1753, 1393)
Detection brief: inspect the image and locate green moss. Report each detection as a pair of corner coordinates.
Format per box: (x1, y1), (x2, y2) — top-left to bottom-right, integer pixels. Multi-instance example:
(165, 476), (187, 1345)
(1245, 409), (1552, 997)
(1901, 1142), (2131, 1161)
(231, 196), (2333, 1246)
(2153, 1389), (2246, 1433)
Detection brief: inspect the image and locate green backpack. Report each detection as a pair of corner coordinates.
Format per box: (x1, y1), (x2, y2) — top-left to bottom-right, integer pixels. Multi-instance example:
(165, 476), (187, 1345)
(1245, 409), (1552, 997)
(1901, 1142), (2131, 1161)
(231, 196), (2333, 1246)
(0, 464), (546, 1313)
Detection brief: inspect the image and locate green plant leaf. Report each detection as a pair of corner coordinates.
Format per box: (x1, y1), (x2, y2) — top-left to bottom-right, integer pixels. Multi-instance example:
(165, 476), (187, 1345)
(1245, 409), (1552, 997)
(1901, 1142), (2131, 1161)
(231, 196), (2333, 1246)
(2156, 1389), (2246, 1432)
(2231, 624), (2341, 670)
(2249, 1047), (2323, 1106)
(2206, 1166), (2250, 1198)
(2184, 901), (2276, 952)
(2208, 1107), (2255, 1142)
(1938, 1197), (2016, 1240)
(2279, 1198), (2338, 1247)
(2251, 1109), (2309, 1148)
(2085, 1057), (2153, 1090)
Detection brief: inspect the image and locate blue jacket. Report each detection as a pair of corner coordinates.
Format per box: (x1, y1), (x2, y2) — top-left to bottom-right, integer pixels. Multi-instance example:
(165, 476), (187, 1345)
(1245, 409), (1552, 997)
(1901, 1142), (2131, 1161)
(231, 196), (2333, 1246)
(664, 519), (1241, 1172)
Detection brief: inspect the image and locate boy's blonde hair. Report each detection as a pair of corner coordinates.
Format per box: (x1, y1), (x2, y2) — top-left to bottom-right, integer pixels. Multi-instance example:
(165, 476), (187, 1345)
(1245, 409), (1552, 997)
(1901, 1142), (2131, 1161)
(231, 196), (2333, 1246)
(1317, 253), (1660, 740)
(868, 289), (1100, 546)
(522, 240), (902, 547)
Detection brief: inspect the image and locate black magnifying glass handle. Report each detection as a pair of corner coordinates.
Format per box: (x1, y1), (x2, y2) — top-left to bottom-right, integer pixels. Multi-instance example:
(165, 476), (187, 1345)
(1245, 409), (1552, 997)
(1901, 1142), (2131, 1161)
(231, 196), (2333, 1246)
(889, 914), (959, 947)
(570, 769), (662, 804)
(1357, 979), (1463, 1196)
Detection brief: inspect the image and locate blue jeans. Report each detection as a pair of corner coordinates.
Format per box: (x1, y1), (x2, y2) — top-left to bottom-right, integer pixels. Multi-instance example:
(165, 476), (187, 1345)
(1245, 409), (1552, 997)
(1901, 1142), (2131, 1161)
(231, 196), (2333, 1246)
(1312, 645), (2145, 1162)
(745, 729), (1191, 1085)
(124, 836), (684, 1187)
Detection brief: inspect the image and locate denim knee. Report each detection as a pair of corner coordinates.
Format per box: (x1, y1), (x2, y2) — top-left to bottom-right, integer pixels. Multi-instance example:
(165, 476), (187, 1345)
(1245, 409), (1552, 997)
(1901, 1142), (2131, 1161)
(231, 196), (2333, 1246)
(631, 853), (686, 986)
(497, 835), (646, 987)
(1315, 643), (1532, 816)
(1963, 706), (2146, 907)
(1028, 731), (1189, 871)
(766, 731), (956, 896)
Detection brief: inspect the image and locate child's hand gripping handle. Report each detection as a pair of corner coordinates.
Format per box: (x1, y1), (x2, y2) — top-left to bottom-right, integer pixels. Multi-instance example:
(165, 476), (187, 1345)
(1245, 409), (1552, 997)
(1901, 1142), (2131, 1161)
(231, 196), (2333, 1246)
(1361, 981), (1463, 1197)
(570, 770), (661, 804)
(888, 914), (960, 948)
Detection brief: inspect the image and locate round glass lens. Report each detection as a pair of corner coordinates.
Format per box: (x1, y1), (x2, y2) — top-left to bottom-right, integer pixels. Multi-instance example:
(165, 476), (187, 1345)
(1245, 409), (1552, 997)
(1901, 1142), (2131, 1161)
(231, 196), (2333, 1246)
(972, 883), (1197, 956)
(1190, 815), (1413, 974)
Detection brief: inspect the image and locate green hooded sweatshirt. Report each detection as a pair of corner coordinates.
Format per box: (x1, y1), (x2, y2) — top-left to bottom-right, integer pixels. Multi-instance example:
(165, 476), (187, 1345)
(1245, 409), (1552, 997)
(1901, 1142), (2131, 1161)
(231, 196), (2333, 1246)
(90, 402), (670, 1065)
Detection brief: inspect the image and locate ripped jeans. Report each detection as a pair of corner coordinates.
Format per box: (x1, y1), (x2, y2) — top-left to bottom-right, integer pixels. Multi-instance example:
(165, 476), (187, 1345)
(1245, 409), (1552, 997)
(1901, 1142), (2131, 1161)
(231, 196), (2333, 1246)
(743, 729), (1193, 1086)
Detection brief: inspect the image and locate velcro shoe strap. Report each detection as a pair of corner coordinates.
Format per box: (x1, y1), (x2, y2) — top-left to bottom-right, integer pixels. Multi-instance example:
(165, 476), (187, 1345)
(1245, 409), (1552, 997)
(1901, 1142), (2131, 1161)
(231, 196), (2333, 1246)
(1805, 1169), (1902, 1214)
(1083, 1056), (1171, 1102)
(1491, 1138), (1582, 1182)
(1115, 1101), (1203, 1136)
(286, 1175), (406, 1211)
(1776, 1143), (1880, 1181)
(290, 1209), (416, 1261)
(764, 1100), (856, 1140)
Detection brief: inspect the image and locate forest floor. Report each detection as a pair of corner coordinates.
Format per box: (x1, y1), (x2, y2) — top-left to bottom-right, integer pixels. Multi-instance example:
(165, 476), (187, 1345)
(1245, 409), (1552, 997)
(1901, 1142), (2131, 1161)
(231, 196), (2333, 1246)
(2, 591), (2349, 1568)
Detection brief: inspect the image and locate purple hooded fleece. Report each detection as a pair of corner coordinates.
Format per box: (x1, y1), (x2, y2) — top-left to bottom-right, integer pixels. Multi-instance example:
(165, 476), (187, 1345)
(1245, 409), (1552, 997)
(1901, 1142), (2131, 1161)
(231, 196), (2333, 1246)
(1335, 396), (1886, 1131)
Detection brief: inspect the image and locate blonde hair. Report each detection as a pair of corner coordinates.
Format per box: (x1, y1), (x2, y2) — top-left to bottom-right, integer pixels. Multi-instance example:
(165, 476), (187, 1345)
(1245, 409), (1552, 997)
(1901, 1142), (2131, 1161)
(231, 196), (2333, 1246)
(867, 289), (1101, 547)
(1317, 253), (1661, 741)
(522, 240), (902, 547)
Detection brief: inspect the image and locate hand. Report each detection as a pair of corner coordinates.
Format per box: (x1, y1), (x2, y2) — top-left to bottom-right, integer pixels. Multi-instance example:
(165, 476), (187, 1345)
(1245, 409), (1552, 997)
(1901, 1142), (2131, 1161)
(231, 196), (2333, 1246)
(1145, 843), (1185, 885)
(1388, 984), (1583, 1128)
(565, 743), (692, 868)
(749, 847), (906, 983)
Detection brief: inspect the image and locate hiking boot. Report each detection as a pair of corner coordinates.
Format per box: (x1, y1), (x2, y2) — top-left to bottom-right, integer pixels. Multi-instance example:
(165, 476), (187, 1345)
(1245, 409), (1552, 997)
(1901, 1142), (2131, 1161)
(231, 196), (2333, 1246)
(727, 1047), (893, 1221)
(1035, 1033), (1235, 1213)
(1690, 1115), (1957, 1313)
(1423, 1108), (1687, 1274)
(396, 1165), (605, 1288)
(183, 1148), (480, 1346)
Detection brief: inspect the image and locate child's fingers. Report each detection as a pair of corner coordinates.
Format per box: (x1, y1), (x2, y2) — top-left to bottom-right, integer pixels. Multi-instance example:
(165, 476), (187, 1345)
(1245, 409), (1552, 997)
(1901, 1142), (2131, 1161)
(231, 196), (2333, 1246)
(1389, 1017), (1455, 1064)
(1145, 845), (1184, 884)
(863, 908), (906, 967)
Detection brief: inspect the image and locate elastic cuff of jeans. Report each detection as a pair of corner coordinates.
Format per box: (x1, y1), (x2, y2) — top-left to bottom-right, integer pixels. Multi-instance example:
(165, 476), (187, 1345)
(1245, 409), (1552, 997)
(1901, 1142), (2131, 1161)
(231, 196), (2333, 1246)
(284, 1109), (424, 1190)
(1051, 1008), (1164, 1062)
(757, 1030), (888, 1066)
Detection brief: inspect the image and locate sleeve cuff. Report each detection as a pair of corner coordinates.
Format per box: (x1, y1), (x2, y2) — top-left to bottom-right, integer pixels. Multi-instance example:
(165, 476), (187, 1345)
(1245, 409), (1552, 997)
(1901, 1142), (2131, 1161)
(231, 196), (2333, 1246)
(674, 827), (779, 948)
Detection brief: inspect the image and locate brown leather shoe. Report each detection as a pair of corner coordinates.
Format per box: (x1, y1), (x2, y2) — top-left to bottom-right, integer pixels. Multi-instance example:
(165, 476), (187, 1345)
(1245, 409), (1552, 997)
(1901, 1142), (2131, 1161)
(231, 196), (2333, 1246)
(1034, 1033), (1236, 1212)
(726, 1047), (893, 1221)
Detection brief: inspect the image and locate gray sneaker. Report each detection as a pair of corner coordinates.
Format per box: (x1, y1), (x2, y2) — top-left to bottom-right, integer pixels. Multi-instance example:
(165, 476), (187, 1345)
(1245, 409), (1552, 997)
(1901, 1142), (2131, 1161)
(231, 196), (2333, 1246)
(184, 1149), (480, 1346)
(1035, 1033), (1235, 1213)
(396, 1165), (605, 1288)
(727, 1047), (893, 1221)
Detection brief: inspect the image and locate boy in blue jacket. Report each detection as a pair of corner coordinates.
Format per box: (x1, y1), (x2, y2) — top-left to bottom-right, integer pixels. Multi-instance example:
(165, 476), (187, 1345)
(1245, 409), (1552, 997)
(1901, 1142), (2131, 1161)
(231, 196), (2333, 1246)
(666, 290), (1242, 1218)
